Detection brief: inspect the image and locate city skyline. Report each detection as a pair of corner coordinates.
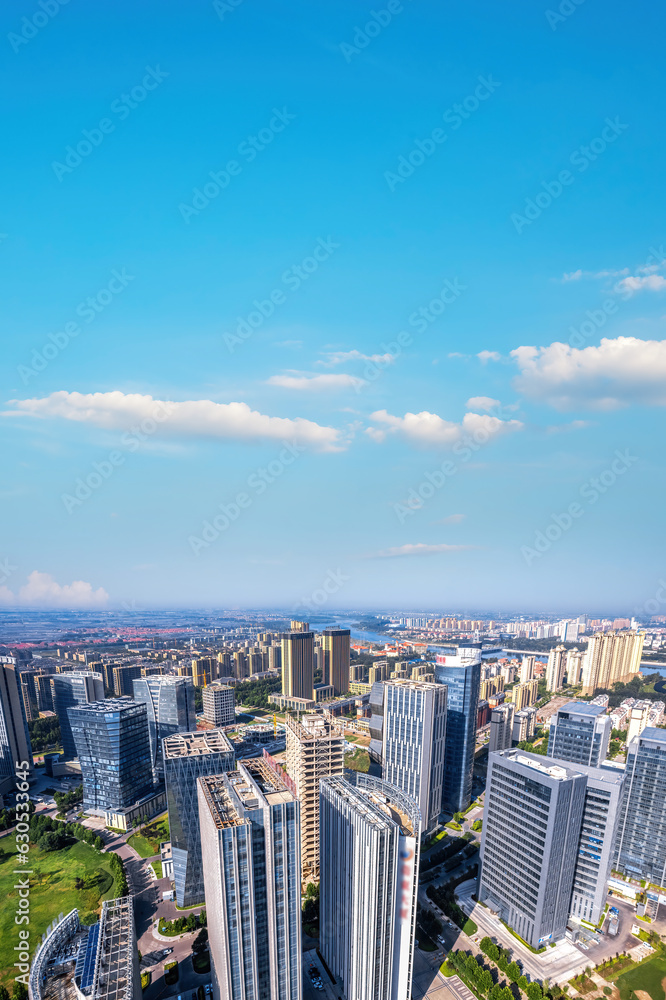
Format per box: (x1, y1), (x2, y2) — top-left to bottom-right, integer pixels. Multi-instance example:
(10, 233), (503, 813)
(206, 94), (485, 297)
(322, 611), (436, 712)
(1, 1), (665, 613)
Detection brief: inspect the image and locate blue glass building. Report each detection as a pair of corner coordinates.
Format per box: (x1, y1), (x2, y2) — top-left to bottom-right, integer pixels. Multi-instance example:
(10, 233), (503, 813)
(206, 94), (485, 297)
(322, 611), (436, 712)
(133, 674), (196, 776)
(433, 645), (481, 813)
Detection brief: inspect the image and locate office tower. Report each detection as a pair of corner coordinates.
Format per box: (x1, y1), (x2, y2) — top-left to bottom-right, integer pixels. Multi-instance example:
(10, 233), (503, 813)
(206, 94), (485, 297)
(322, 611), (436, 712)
(614, 727), (666, 882)
(569, 764), (624, 926)
(546, 646), (567, 692)
(0, 664), (33, 795)
(320, 774), (421, 1000)
(512, 707), (537, 744)
(69, 699), (153, 813)
(51, 670), (104, 759)
(281, 629), (314, 700)
(519, 655), (536, 683)
(164, 729), (235, 907)
(321, 628), (351, 695)
(132, 675), (196, 775)
(284, 714), (345, 883)
(198, 761), (302, 1000)
(34, 671), (54, 712)
(511, 679), (539, 711)
(626, 701), (652, 743)
(290, 619), (309, 632)
(112, 663), (142, 696)
(479, 749), (586, 948)
(203, 683), (235, 727)
(382, 680), (447, 836)
(368, 680), (386, 762)
(489, 703), (514, 752)
(547, 701), (611, 766)
(434, 647), (481, 812)
(581, 629), (645, 695)
(192, 657), (213, 687)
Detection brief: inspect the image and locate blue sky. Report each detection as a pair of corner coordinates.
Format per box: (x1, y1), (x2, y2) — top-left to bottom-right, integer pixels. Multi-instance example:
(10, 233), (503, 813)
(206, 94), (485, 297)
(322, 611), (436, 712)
(1, 0), (665, 614)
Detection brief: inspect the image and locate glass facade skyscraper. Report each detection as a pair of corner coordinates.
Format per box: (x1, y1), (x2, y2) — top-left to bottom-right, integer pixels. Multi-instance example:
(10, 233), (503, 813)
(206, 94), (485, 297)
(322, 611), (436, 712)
(51, 671), (104, 759)
(132, 674), (196, 776)
(163, 729), (235, 907)
(434, 646), (481, 813)
(0, 664), (33, 796)
(198, 760), (302, 1000)
(547, 701), (611, 767)
(69, 699), (153, 813)
(614, 727), (666, 883)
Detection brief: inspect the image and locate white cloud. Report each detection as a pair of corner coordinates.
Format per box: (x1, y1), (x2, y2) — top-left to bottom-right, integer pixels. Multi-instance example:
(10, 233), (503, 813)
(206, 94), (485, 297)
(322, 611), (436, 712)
(477, 350), (501, 363)
(266, 373), (365, 391)
(561, 267), (629, 282)
(545, 420), (592, 434)
(320, 350), (395, 366)
(367, 409), (524, 448)
(562, 269), (583, 282)
(615, 274), (666, 296)
(3, 390), (342, 452)
(511, 336), (666, 410)
(13, 571), (108, 608)
(434, 514), (466, 524)
(465, 396), (501, 412)
(0, 586), (14, 605)
(371, 543), (474, 558)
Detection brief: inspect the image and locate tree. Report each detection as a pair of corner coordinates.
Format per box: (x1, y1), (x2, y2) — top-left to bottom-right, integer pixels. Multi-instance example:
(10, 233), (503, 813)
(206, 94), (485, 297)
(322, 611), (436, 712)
(480, 969), (494, 994)
(526, 984), (543, 1000)
(0, 985), (10, 1000)
(12, 984), (28, 1000)
(38, 830), (67, 852)
(507, 961), (521, 982)
(518, 976), (529, 991)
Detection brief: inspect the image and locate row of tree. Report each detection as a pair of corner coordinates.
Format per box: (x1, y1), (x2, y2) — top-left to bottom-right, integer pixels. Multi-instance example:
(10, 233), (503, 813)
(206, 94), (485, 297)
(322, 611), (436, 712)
(479, 937), (563, 1000)
(159, 910), (207, 935)
(30, 812), (103, 853)
(234, 677), (281, 709)
(27, 716), (61, 752)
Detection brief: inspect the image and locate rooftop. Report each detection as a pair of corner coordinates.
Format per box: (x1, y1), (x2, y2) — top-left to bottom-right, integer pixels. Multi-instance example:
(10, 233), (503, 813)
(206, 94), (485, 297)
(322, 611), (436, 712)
(163, 728), (234, 758)
(559, 700), (607, 718)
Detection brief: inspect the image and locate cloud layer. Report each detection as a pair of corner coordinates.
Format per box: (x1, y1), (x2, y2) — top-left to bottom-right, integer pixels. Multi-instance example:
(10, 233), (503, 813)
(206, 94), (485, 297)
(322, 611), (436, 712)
(367, 409), (523, 447)
(511, 336), (666, 410)
(267, 373), (364, 391)
(4, 390), (342, 451)
(0, 571), (109, 608)
(371, 543), (474, 557)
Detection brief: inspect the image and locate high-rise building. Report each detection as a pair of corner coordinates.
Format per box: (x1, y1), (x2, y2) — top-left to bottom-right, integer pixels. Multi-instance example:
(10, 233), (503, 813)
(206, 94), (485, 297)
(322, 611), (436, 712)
(546, 646), (567, 692)
(69, 700), (153, 813)
(34, 671), (54, 713)
(51, 671), (104, 759)
(511, 679), (539, 711)
(382, 680), (447, 836)
(192, 657), (214, 687)
(614, 727), (666, 882)
(0, 664), (33, 795)
(132, 674), (196, 775)
(547, 701), (611, 767)
(281, 629), (314, 700)
(626, 700), (652, 743)
(566, 648), (585, 685)
(112, 663), (143, 697)
(581, 630), (645, 695)
(320, 773), (421, 1000)
(434, 646), (481, 812)
(216, 651), (232, 677)
(164, 729), (235, 907)
(512, 707), (537, 744)
(321, 628), (351, 696)
(202, 683), (235, 727)
(198, 761), (302, 1000)
(519, 655), (536, 684)
(284, 714), (345, 883)
(368, 679), (386, 762)
(488, 703), (514, 753)
(290, 619), (309, 632)
(479, 749), (586, 948)
(569, 764), (624, 926)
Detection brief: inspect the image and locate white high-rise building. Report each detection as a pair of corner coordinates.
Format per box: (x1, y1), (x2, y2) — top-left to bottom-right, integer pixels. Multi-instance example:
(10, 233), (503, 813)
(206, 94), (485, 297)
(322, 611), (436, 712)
(546, 646), (567, 692)
(202, 682), (235, 727)
(320, 774), (420, 1000)
(581, 630), (645, 695)
(382, 679), (447, 836)
(488, 703), (514, 752)
(198, 760), (302, 1000)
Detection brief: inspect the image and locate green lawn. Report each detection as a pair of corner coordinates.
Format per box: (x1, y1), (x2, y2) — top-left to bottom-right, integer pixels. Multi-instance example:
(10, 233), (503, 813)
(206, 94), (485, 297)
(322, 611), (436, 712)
(128, 814), (169, 857)
(616, 954), (666, 1000)
(345, 749), (370, 773)
(0, 838), (117, 989)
